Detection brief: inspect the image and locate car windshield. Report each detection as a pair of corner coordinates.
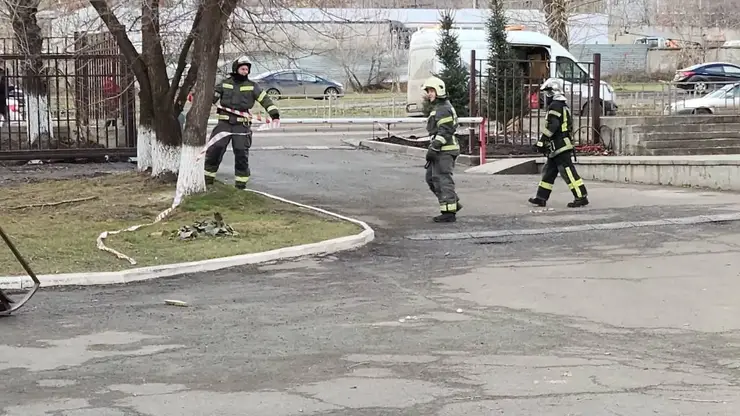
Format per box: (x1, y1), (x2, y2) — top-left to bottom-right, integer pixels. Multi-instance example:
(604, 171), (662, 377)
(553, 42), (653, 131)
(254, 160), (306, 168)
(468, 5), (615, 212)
(252, 71), (275, 80)
(706, 83), (738, 98)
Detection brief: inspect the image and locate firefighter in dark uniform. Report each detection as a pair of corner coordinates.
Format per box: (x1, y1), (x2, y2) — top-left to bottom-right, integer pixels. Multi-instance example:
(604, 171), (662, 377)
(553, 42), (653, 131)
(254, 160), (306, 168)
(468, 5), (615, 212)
(423, 76), (462, 223)
(204, 56), (280, 189)
(528, 78), (589, 208)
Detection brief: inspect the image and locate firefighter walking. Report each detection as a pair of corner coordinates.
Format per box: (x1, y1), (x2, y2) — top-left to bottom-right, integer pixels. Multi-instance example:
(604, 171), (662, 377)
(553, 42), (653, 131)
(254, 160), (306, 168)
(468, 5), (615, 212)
(204, 56), (280, 189)
(528, 78), (589, 208)
(423, 77), (462, 223)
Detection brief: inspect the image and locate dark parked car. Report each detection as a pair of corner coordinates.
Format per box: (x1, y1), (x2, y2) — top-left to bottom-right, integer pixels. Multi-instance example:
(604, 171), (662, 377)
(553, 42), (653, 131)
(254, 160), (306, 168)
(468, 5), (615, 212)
(251, 69), (345, 100)
(673, 62), (740, 94)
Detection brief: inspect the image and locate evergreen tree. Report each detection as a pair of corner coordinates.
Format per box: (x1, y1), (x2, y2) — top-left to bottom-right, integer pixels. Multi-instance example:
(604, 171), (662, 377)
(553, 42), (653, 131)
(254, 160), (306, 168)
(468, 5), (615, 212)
(485, 0), (525, 125)
(432, 10), (470, 117)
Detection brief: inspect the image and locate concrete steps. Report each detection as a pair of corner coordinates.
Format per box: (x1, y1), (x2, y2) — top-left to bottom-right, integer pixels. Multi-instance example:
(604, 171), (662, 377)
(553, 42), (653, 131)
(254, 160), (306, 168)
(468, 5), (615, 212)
(631, 123), (740, 134)
(639, 131), (740, 140)
(643, 138), (740, 149)
(649, 147), (740, 156)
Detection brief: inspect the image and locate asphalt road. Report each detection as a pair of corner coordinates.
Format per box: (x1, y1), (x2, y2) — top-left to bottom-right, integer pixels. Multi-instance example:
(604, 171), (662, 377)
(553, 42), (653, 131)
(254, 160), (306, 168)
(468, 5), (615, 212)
(2, 148), (740, 415)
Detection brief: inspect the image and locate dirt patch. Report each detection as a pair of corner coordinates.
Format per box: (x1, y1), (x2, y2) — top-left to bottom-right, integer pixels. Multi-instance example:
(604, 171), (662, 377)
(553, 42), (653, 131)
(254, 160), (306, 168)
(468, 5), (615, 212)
(0, 161), (135, 186)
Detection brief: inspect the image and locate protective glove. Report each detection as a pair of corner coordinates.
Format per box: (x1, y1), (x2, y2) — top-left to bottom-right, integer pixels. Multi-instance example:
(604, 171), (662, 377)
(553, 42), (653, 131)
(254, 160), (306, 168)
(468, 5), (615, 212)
(534, 138), (549, 155)
(270, 118), (281, 129)
(425, 148), (438, 162)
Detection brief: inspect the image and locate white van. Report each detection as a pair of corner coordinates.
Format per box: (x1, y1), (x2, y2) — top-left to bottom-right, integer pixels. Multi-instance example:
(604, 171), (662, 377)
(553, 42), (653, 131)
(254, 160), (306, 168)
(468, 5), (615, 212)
(405, 26), (618, 117)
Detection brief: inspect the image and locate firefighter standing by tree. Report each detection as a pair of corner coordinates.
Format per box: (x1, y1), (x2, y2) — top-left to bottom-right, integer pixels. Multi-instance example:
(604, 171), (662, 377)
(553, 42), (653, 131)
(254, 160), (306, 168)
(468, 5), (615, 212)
(528, 78), (589, 208)
(204, 56), (280, 189)
(423, 76), (462, 223)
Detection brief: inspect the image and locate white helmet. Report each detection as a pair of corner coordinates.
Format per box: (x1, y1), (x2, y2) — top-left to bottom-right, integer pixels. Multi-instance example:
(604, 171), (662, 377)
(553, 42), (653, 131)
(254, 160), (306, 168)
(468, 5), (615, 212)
(422, 76), (447, 98)
(540, 78), (567, 101)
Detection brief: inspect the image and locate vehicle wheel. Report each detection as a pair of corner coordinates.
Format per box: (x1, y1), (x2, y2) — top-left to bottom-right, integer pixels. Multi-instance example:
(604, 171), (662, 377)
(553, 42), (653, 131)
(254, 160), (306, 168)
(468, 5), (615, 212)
(581, 101), (604, 117)
(323, 87), (339, 100)
(266, 88), (281, 100)
(693, 108), (712, 115)
(692, 81), (707, 95)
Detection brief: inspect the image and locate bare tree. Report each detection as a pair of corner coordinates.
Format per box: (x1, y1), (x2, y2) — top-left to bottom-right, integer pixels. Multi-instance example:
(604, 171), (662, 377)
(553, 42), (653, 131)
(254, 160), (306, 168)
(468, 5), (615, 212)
(3, 0), (52, 147)
(320, 11), (395, 91)
(177, 0), (238, 196)
(542, 0), (570, 49)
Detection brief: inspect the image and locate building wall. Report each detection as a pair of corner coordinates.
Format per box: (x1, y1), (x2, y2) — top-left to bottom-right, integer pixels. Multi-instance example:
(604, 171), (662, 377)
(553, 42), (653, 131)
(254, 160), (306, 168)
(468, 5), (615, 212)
(571, 43), (649, 76)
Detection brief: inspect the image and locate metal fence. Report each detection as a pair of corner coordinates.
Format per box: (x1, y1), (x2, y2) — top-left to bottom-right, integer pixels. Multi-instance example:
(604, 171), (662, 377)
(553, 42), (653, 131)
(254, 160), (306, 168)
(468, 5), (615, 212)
(614, 80), (740, 116)
(468, 53), (605, 152)
(0, 34), (136, 161)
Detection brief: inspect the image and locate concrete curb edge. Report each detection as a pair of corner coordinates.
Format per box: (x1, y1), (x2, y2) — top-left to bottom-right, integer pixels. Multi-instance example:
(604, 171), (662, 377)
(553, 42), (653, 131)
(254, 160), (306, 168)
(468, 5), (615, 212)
(0, 189), (375, 290)
(352, 139), (481, 166)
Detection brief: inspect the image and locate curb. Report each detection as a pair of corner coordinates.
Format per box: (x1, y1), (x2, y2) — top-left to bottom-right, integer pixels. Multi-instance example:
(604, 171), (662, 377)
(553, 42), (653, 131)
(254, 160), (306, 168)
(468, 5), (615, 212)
(353, 140), (481, 166)
(0, 189), (375, 290)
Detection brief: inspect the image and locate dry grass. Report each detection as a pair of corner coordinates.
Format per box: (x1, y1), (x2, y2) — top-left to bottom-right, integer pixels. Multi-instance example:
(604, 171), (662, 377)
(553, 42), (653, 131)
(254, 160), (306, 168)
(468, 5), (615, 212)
(0, 172), (360, 275)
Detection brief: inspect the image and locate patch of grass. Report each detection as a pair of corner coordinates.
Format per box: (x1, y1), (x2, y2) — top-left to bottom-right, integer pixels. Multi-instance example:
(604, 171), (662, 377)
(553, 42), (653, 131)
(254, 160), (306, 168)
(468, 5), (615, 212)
(206, 92), (408, 119)
(613, 83), (666, 93)
(0, 172), (361, 275)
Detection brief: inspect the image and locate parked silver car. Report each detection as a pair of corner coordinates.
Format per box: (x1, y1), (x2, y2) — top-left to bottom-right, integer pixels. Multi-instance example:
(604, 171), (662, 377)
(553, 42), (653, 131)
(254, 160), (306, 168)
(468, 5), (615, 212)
(666, 82), (740, 115)
(251, 70), (345, 100)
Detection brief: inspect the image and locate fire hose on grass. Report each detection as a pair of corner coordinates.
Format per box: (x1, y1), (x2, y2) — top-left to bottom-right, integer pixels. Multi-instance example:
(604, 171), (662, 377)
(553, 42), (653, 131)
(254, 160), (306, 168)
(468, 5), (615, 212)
(96, 111), (484, 264)
(96, 105), (280, 265)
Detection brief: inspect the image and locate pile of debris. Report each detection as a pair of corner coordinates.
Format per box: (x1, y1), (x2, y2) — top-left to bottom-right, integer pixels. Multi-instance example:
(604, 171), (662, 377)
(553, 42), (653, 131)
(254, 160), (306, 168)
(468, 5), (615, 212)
(171, 212), (239, 240)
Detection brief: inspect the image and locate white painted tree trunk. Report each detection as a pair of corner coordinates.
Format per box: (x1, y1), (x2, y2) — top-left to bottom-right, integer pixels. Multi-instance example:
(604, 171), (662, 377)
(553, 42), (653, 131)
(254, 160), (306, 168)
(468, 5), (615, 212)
(136, 125), (154, 171)
(174, 144), (206, 204)
(151, 139), (181, 177)
(26, 94), (52, 147)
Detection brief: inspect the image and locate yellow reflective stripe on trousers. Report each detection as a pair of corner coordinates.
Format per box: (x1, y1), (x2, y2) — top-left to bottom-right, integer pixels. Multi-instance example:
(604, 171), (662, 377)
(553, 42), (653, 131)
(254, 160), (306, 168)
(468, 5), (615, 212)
(240, 85), (254, 91)
(222, 83), (233, 89)
(204, 171), (217, 177)
(564, 167), (583, 198)
(257, 91), (267, 102)
(235, 176), (250, 183)
(538, 181), (553, 190)
(437, 116), (454, 126)
(440, 202), (458, 212)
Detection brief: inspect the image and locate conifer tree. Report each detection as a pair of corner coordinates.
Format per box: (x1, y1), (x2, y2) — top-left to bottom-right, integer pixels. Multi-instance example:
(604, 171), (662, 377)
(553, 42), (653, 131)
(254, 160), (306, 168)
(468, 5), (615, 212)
(485, 0), (525, 125)
(433, 10), (470, 117)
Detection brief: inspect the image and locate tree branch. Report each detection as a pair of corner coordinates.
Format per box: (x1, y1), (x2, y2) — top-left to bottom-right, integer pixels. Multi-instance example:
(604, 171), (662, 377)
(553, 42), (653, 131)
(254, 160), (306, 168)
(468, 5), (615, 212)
(167, 4), (205, 104)
(88, 0), (148, 82)
(141, 0), (170, 98)
(174, 62), (198, 115)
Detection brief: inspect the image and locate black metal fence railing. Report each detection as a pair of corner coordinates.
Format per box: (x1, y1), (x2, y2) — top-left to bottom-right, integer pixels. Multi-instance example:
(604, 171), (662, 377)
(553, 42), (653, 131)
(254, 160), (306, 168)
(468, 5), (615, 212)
(0, 34), (137, 161)
(468, 52), (605, 153)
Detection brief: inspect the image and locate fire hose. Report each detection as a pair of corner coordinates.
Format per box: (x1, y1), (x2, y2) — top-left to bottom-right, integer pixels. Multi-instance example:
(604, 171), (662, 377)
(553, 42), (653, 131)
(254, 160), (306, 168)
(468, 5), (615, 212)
(97, 106), (280, 265)
(0, 225), (41, 316)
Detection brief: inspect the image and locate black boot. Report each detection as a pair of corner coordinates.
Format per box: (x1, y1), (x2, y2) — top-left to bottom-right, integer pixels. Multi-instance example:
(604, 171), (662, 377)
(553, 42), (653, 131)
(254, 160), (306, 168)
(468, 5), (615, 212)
(567, 197), (589, 208)
(528, 197), (547, 207)
(205, 176), (215, 185)
(433, 212), (456, 223)
(235, 182), (247, 190)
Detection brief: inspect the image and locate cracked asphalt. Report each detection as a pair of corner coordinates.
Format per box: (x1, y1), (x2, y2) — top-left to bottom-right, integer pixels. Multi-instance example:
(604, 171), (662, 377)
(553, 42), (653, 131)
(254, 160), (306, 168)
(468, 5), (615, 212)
(2, 143), (740, 415)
